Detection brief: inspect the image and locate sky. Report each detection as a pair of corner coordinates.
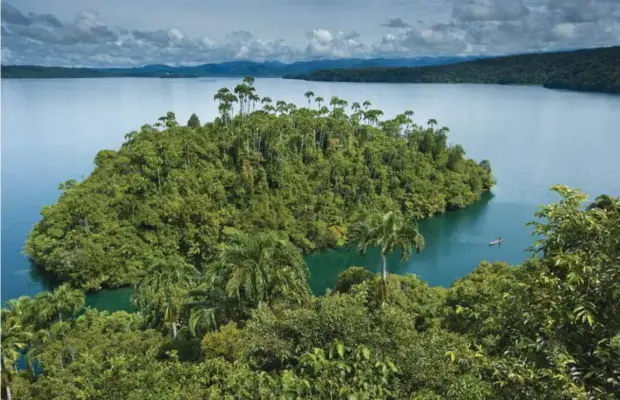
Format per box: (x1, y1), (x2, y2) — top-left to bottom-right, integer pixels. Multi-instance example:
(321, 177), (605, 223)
(2, 0), (619, 67)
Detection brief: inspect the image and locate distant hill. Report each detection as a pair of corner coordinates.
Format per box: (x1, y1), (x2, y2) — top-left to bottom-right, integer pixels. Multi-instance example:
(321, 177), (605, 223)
(1, 56), (480, 79)
(285, 46), (620, 94)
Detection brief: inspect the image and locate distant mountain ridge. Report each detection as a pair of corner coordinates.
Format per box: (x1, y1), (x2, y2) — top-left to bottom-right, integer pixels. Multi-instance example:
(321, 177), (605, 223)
(1, 56), (481, 79)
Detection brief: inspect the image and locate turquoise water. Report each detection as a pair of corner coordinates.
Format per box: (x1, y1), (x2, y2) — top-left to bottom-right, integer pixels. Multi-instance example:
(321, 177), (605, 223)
(3, 78), (620, 309)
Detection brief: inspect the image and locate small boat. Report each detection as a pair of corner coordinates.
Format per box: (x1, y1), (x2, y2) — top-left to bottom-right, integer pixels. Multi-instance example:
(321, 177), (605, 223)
(489, 237), (503, 246)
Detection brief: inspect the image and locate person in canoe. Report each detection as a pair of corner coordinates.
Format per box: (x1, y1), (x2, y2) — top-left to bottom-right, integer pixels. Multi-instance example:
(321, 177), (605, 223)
(489, 236), (503, 246)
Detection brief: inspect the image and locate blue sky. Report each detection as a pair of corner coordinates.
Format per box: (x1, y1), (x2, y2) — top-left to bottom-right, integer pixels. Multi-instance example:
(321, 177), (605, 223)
(2, 0), (619, 66)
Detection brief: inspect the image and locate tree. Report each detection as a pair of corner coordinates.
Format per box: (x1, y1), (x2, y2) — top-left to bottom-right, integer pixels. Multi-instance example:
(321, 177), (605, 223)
(1, 303), (33, 400)
(205, 231), (310, 309)
(133, 257), (199, 338)
(334, 266), (376, 294)
(315, 96), (324, 109)
(49, 283), (85, 323)
(304, 91), (315, 107)
(587, 194), (616, 211)
(187, 113), (201, 129)
(351, 211), (425, 303)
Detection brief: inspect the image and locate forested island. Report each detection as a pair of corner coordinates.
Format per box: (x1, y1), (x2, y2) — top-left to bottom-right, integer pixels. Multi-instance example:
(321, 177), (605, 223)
(2, 79), (619, 399)
(286, 46), (620, 94)
(23, 79), (494, 290)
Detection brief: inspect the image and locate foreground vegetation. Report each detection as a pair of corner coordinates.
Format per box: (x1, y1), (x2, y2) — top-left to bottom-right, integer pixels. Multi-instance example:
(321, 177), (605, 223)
(287, 46), (620, 94)
(5, 78), (618, 399)
(24, 79), (493, 290)
(3, 187), (619, 399)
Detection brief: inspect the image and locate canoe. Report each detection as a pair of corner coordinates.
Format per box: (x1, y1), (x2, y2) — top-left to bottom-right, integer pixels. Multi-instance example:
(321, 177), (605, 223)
(488, 239), (504, 246)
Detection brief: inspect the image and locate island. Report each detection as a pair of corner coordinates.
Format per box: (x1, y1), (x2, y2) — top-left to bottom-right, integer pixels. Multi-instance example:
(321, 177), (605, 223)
(285, 46), (620, 94)
(2, 78), (618, 400)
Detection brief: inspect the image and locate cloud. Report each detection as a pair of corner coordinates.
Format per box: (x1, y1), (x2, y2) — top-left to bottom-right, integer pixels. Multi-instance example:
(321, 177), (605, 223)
(453, 0), (530, 22)
(455, 0), (620, 53)
(1, 1), (619, 67)
(546, 0), (618, 23)
(0, 3), (302, 66)
(374, 23), (470, 55)
(1, 3), (32, 25)
(304, 29), (369, 58)
(382, 18), (411, 28)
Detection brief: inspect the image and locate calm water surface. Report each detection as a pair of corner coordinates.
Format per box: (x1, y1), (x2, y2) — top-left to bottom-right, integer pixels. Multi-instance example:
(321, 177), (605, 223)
(3, 78), (620, 308)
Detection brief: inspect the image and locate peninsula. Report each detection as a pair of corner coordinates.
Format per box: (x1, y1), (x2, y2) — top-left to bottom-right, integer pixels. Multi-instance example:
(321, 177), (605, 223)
(285, 46), (620, 94)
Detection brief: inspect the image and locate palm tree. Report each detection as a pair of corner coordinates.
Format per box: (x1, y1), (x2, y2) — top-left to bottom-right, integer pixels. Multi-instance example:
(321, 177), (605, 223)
(304, 91), (315, 107)
(205, 231), (310, 309)
(364, 109), (383, 126)
(315, 96), (324, 109)
(351, 212), (425, 303)
(50, 283), (85, 323)
(133, 257), (199, 338)
(587, 194), (616, 211)
(25, 320), (71, 378)
(30, 292), (56, 327)
(1, 305), (33, 400)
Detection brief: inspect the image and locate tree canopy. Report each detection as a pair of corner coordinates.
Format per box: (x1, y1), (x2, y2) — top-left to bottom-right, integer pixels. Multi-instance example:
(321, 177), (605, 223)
(25, 79), (494, 291)
(4, 188), (620, 399)
(287, 46), (620, 94)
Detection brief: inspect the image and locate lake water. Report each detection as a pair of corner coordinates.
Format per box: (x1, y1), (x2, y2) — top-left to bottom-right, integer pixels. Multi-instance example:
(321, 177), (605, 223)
(3, 78), (620, 309)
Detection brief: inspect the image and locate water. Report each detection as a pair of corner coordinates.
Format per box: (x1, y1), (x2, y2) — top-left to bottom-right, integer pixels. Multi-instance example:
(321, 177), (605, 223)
(3, 78), (620, 307)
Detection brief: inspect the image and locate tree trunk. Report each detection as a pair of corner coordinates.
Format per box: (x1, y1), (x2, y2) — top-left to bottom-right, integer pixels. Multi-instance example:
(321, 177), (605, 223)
(172, 321), (177, 338)
(6, 385), (11, 400)
(157, 167), (161, 192)
(381, 254), (388, 305)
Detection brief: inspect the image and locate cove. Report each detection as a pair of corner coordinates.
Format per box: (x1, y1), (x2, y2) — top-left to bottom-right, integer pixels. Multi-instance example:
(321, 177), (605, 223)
(3, 78), (620, 311)
(73, 191), (531, 312)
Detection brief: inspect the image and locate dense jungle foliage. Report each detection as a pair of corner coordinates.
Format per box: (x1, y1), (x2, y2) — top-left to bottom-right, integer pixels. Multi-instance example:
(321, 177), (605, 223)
(3, 187), (619, 399)
(287, 46), (620, 94)
(24, 78), (494, 290)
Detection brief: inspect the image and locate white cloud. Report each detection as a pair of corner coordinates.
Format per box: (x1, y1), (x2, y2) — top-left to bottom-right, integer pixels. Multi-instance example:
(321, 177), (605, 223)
(1, 1), (618, 66)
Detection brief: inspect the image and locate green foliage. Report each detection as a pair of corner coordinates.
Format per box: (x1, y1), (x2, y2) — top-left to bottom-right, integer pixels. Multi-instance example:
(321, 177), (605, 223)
(25, 80), (493, 290)
(8, 188), (620, 399)
(289, 46), (620, 94)
(333, 266), (376, 293)
(10, 76), (620, 399)
(201, 322), (245, 361)
(351, 211), (425, 303)
(205, 231), (311, 310)
(187, 113), (201, 129)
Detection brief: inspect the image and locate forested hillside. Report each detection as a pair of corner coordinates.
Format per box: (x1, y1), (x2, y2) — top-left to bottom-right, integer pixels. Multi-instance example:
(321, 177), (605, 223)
(1, 56), (478, 79)
(287, 46), (620, 94)
(4, 187), (619, 399)
(23, 79), (493, 290)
